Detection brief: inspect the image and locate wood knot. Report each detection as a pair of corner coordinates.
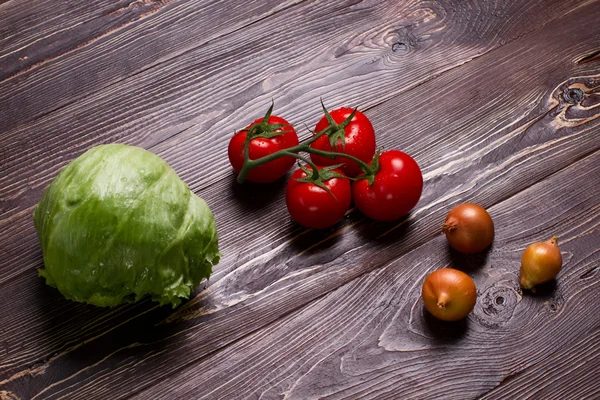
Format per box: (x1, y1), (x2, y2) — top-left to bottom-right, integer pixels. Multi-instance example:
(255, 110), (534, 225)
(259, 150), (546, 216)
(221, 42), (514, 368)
(541, 290), (565, 313)
(390, 26), (420, 53)
(551, 74), (600, 128)
(563, 87), (584, 104)
(392, 42), (409, 52)
(555, 75), (600, 105)
(473, 280), (521, 329)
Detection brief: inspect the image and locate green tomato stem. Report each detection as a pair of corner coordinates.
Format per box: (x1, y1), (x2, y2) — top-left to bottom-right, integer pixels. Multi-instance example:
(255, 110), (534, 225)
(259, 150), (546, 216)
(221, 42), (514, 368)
(236, 107), (378, 184)
(304, 147), (374, 176)
(237, 127), (332, 183)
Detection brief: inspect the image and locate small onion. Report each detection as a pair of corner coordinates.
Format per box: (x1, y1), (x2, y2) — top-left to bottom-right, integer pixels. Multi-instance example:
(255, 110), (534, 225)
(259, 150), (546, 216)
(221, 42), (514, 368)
(520, 236), (562, 290)
(442, 203), (494, 254)
(421, 268), (477, 321)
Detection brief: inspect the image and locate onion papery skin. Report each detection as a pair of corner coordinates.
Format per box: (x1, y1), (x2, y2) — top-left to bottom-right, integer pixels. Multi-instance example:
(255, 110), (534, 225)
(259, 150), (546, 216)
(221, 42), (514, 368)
(442, 203), (495, 254)
(421, 268), (477, 321)
(520, 236), (562, 290)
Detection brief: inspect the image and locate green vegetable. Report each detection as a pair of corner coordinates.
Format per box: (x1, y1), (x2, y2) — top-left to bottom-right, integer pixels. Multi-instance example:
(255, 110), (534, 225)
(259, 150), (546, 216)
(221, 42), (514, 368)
(33, 144), (220, 308)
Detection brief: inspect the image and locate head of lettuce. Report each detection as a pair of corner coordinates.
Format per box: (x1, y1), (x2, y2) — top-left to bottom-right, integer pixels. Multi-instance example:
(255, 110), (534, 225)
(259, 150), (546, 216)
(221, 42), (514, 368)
(33, 144), (220, 308)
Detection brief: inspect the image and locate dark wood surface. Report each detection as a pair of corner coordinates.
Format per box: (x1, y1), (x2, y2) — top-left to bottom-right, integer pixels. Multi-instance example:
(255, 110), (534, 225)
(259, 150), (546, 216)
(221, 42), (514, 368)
(1, 1), (599, 399)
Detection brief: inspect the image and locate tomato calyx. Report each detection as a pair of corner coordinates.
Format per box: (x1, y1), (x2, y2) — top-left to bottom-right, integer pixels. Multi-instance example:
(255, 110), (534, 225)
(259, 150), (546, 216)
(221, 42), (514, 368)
(318, 100), (357, 151)
(244, 102), (292, 140)
(357, 149), (381, 186)
(295, 164), (347, 198)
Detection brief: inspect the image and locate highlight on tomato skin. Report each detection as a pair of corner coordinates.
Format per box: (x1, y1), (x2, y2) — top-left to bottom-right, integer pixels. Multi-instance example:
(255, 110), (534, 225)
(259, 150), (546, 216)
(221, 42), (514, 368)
(352, 150), (423, 221)
(309, 107), (376, 178)
(285, 166), (351, 230)
(228, 115), (299, 183)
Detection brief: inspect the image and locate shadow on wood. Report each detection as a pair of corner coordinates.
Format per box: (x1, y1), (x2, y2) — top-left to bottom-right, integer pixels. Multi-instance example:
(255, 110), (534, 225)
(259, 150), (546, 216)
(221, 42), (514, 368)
(5, 274), (193, 400)
(422, 308), (469, 343)
(357, 211), (414, 244)
(521, 279), (562, 313)
(448, 245), (492, 274)
(229, 170), (288, 208)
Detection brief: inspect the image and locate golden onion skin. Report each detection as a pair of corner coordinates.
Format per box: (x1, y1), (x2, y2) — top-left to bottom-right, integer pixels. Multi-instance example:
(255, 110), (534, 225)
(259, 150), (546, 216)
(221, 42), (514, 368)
(422, 268), (477, 321)
(520, 236), (562, 290)
(442, 203), (495, 254)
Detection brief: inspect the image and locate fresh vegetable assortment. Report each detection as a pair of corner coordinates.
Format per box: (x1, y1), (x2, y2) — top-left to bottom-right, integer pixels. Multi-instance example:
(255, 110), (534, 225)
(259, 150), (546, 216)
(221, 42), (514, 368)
(417, 204), (564, 321)
(32, 100), (565, 317)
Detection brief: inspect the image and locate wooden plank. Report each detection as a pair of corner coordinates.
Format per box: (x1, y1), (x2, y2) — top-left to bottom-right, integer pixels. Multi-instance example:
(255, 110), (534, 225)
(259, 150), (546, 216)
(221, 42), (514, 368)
(2, 0), (596, 368)
(131, 149), (600, 399)
(0, 1), (127, 60)
(1, 0), (593, 196)
(5, 0), (587, 370)
(0, 0), (303, 131)
(1, 2), (599, 398)
(0, 0), (176, 82)
(1, 0), (595, 289)
(480, 330), (600, 400)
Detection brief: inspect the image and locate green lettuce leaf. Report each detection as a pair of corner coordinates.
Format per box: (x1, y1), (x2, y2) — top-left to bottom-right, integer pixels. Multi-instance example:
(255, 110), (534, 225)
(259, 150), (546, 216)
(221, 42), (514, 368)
(33, 144), (220, 308)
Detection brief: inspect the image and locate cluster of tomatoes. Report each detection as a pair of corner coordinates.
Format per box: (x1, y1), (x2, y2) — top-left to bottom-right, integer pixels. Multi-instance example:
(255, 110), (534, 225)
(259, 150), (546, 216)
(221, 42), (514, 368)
(228, 104), (424, 229)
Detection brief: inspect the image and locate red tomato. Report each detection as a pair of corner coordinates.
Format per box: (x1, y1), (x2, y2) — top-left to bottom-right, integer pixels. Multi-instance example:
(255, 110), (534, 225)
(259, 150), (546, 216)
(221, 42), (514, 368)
(352, 150), (423, 221)
(228, 116), (299, 183)
(286, 166), (351, 229)
(309, 108), (376, 177)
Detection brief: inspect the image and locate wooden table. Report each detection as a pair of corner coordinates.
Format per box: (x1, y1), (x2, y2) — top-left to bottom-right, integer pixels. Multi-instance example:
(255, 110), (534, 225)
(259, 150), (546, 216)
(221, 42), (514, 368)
(1, 1), (600, 399)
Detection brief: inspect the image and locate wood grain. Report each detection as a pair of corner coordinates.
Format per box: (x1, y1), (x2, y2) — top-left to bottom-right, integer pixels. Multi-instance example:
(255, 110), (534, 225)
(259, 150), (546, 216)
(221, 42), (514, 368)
(0, 1), (119, 60)
(1, 0), (596, 295)
(0, 0), (304, 131)
(133, 149), (600, 399)
(0, 0), (599, 398)
(1, 0), (593, 204)
(7, 0), (595, 371)
(481, 330), (600, 400)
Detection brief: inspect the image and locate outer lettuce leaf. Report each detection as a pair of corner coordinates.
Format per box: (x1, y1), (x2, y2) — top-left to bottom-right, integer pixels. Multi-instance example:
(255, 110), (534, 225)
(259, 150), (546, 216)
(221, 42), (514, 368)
(33, 144), (220, 307)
